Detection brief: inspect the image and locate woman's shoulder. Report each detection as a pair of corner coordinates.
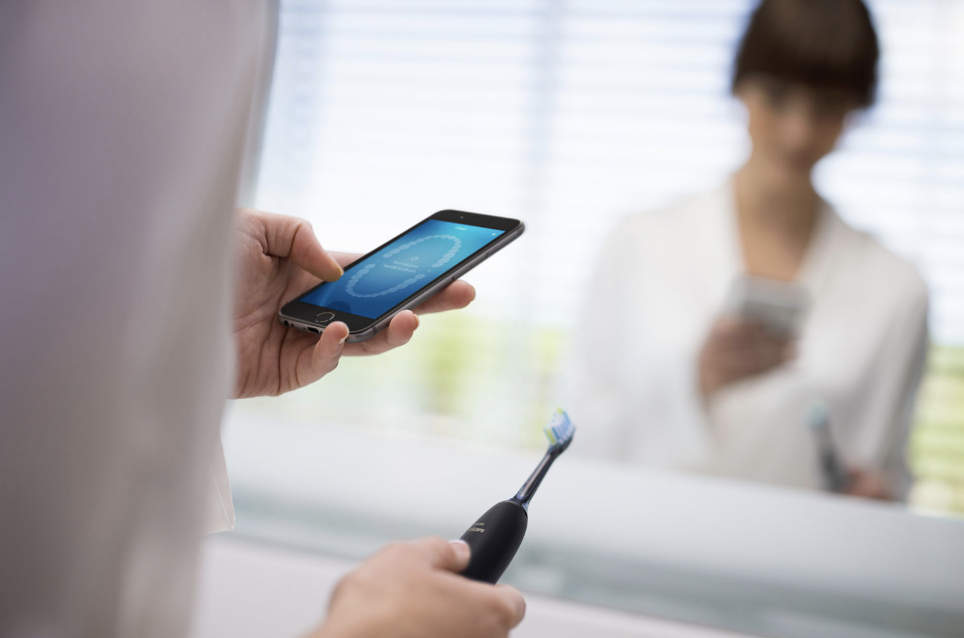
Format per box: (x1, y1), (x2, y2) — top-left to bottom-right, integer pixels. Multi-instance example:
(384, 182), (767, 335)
(828, 209), (929, 309)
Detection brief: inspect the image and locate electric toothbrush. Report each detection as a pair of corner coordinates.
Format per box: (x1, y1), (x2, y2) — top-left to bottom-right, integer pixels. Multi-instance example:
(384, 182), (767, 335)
(459, 409), (576, 584)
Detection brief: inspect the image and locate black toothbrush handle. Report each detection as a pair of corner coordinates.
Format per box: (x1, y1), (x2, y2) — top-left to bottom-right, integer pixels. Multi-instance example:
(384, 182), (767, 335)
(459, 500), (528, 584)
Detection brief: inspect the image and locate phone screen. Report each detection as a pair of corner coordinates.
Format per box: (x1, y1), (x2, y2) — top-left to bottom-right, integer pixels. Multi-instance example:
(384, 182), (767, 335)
(297, 218), (505, 319)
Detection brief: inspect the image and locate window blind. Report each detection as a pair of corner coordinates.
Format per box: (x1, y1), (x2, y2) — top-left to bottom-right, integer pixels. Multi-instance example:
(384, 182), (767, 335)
(256, 0), (964, 338)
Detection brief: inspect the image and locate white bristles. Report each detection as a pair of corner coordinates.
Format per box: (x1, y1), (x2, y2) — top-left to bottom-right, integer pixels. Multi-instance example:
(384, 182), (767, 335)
(543, 408), (575, 449)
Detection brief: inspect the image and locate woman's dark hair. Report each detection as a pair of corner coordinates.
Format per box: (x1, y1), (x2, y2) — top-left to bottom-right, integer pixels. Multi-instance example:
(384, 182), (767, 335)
(732, 0), (880, 107)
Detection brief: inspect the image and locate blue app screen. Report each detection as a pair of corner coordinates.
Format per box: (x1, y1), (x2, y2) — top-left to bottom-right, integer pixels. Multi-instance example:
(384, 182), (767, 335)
(299, 219), (504, 319)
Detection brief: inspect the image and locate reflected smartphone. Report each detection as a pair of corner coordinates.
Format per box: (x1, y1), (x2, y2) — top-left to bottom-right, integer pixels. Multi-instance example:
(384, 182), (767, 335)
(279, 210), (524, 342)
(726, 276), (809, 339)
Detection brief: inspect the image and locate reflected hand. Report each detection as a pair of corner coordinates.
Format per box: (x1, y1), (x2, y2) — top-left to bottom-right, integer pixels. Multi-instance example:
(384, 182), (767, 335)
(699, 317), (795, 400)
(232, 208), (476, 398)
(311, 538), (526, 638)
(844, 468), (892, 501)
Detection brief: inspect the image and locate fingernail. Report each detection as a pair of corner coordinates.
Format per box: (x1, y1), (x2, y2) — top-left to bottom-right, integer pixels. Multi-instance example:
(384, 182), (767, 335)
(448, 539), (470, 558)
(339, 335), (348, 345)
(413, 313), (420, 329)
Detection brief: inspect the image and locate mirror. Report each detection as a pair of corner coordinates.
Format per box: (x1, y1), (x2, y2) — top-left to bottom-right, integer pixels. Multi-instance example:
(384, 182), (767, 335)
(226, 1), (964, 635)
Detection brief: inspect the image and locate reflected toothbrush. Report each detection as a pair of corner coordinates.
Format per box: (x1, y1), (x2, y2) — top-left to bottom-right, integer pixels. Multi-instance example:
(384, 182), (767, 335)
(459, 409), (576, 584)
(808, 400), (849, 493)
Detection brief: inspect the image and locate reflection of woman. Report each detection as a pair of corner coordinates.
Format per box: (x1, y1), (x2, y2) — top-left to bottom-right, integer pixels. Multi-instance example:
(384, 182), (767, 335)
(568, 0), (928, 499)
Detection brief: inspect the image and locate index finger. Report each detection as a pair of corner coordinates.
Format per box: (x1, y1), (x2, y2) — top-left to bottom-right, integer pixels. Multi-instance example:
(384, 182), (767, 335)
(448, 572), (526, 630)
(255, 210), (344, 283)
(493, 584), (527, 628)
(329, 251), (361, 269)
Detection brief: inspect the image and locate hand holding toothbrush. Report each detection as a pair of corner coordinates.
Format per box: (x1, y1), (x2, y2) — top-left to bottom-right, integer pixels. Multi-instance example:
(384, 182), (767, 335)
(808, 402), (892, 501)
(310, 410), (578, 637)
(312, 537), (526, 638)
(843, 467), (891, 501)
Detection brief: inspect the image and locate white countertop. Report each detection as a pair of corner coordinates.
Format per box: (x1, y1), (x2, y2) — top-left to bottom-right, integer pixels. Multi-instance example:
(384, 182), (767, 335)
(191, 534), (757, 638)
(218, 410), (964, 637)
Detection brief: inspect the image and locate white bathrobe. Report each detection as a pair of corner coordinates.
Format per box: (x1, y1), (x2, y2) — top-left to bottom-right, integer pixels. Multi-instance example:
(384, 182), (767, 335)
(0, 2), (266, 637)
(565, 181), (929, 497)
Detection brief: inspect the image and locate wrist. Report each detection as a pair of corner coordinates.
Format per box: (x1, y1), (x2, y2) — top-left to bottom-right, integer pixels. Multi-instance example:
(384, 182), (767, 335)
(307, 615), (384, 638)
(698, 364), (718, 400)
(304, 624), (339, 638)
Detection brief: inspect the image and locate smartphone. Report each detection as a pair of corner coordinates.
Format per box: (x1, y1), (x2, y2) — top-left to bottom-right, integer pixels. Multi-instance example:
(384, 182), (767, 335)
(725, 275), (809, 339)
(279, 210), (524, 342)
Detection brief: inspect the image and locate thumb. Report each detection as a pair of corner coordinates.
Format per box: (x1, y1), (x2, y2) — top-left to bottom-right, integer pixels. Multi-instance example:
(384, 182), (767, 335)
(412, 537), (472, 573)
(297, 322), (349, 386)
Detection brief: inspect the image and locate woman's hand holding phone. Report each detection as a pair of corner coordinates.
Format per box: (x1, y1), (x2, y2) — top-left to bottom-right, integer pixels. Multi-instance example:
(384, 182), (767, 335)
(698, 316), (797, 400)
(232, 208), (476, 399)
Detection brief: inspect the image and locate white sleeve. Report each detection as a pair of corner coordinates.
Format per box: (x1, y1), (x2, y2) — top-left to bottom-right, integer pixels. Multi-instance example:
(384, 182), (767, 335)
(879, 284), (930, 500)
(0, 3), (262, 635)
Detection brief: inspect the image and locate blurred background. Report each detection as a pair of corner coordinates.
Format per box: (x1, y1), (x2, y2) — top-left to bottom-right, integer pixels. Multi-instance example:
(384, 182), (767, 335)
(242, 0), (964, 514)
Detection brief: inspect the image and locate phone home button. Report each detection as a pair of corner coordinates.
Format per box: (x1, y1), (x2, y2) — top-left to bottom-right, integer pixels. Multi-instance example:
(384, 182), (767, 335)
(314, 312), (335, 324)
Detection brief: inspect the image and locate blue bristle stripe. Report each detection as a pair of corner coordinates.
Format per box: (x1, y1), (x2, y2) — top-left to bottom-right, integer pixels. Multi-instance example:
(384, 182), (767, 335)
(544, 408), (574, 447)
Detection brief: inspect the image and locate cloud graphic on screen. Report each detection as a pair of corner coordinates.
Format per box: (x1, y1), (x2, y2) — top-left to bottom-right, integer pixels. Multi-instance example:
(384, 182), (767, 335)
(345, 235), (462, 299)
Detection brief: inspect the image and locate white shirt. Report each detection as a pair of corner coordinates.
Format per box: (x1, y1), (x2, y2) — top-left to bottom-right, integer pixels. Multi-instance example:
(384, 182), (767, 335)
(0, 2), (266, 636)
(565, 181), (929, 496)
